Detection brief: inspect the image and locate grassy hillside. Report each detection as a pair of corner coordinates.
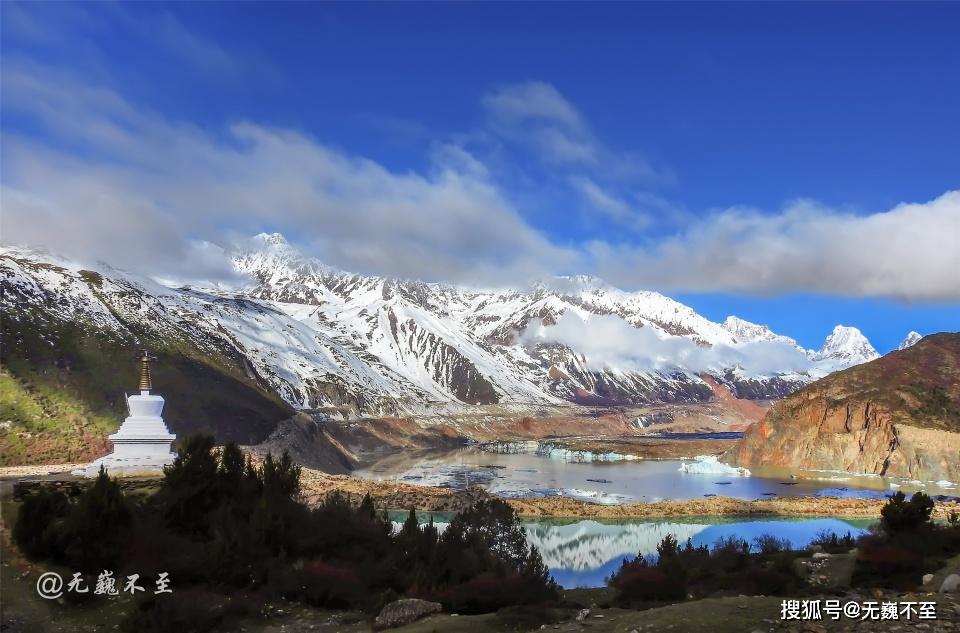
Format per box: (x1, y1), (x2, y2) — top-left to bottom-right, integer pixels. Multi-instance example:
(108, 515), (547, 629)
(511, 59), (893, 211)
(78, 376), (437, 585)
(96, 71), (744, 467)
(1, 311), (294, 466)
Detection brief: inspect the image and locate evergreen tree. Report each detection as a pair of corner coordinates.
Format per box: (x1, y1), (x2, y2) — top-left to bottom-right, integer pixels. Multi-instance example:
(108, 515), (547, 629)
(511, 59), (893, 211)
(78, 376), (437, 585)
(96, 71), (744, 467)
(158, 434), (220, 537)
(62, 465), (131, 571)
(12, 487), (69, 560)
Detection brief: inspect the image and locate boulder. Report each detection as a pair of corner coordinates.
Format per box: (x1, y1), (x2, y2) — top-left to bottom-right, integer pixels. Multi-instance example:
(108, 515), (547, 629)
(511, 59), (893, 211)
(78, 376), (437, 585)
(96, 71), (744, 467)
(374, 599), (442, 630)
(939, 573), (960, 593)
(923, 573), (935, 586)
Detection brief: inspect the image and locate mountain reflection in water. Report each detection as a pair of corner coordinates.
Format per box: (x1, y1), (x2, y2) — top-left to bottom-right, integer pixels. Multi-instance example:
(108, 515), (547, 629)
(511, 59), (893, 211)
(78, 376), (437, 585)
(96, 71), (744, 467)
(389, 513), (871, 589)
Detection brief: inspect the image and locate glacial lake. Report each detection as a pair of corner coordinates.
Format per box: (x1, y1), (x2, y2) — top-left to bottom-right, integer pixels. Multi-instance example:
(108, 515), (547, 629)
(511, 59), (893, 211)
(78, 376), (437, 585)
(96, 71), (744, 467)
(356, 447), (960, 504)
(388, 512), (873, 588)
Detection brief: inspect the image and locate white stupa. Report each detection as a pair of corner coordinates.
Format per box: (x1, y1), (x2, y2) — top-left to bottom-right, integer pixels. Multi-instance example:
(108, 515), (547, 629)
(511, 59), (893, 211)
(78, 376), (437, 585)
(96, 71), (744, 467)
(75, 351), (177, 477)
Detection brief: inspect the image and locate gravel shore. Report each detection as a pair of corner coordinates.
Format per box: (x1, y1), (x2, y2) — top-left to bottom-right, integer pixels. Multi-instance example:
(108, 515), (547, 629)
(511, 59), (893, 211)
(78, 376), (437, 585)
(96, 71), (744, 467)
(295, 468), (955, 519)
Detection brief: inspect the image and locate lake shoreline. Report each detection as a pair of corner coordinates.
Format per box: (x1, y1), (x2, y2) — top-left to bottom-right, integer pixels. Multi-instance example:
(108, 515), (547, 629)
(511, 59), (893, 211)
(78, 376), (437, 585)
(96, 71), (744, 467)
(5, 462), (956, 521)
(295, 468), (959, 520)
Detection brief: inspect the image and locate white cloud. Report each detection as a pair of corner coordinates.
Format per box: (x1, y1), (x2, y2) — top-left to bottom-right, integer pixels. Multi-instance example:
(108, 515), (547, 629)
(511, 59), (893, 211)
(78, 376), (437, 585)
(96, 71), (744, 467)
(0, 64), (577, 285)
(482, 81), (673, 233)
(483, 81), (584, 131)
(1, 52), (956, 301)
(589, 192), (960, 301)
(523, 312), (813, 376)
(570, 176), (651, 230)
(482, 81), (668, 183)
(1, 3), (270, 84)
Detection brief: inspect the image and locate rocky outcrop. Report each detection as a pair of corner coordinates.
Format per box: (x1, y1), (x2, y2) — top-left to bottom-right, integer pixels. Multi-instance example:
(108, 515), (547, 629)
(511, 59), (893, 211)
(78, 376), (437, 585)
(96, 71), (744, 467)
(246, 413), (358, 474)
(887, 425), (960, 481)
(373, 599), (442, 630)
(732, 333), (960, 481)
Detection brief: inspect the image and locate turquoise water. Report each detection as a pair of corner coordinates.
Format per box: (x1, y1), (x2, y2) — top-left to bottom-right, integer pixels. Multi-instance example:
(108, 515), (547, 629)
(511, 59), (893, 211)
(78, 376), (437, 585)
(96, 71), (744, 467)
(388, 512), (872, 589)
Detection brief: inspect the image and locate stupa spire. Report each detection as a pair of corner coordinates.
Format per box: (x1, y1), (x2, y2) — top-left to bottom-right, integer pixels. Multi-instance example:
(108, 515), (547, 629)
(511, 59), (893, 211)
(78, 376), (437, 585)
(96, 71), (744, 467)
(138, 350), (153, 392)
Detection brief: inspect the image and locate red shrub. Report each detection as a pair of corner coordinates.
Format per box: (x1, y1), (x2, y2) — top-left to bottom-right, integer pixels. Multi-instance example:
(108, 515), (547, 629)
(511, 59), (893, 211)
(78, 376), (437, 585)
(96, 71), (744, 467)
(610, 567), (685, 603)
(278, 560), (366, 608)
(433, 572), (554, 614)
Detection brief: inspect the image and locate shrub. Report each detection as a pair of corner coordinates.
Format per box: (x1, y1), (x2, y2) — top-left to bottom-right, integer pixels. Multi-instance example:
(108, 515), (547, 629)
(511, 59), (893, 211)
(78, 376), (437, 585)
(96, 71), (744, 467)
(678, 538), (710, 568)
(609, 533), (805, 602)
(809, 529), (856, 553)
(121, 588), (259, 633)
(711, 536), (751, 572)
(12, 487), (69, 560)
(608, 535), (689, 605)
(732, 567), (793, 596)
(753, 534), (791, 555)
(277, 560), (367, 608)
(436, 572), (556, 614)
(853, 535), (924, 589)
(881, 491), (935, 534)
(610, 566), (686, 603)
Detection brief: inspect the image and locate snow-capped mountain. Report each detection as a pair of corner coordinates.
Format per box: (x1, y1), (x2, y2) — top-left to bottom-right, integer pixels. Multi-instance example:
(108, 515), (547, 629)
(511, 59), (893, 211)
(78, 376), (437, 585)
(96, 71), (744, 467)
(1, 235), (887, 416)
(897, 331), (923, 351)
(721, 315), (800, 347)
(810, 325), (880, 369)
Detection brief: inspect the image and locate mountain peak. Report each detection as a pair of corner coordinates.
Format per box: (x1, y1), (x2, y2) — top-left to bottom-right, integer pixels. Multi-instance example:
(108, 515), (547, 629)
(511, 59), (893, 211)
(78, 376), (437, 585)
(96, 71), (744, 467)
(897, 331), (923, 351)
(722, 316), (772, 339)
(722, 315), (770, 333)
(231, 232), (339, 287)
(251, 232), (289, 247)
(533, 274), (609, 295)
(814, 325), (879, 363)
(720, 315), (801, 348)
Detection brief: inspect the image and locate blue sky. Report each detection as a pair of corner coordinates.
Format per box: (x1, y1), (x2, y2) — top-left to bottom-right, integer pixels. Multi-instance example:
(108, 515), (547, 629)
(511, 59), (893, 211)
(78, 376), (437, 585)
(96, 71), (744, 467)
(1, 2), (958, 352)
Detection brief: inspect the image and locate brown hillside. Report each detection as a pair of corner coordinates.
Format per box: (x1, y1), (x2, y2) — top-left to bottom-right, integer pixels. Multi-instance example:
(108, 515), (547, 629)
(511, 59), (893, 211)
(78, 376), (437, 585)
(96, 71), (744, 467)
(731, 333), (960, 480)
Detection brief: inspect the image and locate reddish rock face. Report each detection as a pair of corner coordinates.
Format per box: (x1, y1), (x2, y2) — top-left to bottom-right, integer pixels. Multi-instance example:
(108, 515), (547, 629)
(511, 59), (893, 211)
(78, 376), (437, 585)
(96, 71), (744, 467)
(732, 333), (960, 481)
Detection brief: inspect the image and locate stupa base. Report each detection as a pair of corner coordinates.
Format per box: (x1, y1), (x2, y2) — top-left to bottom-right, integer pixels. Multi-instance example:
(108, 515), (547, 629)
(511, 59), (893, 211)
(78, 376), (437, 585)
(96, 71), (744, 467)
(73, 453), (176, 478)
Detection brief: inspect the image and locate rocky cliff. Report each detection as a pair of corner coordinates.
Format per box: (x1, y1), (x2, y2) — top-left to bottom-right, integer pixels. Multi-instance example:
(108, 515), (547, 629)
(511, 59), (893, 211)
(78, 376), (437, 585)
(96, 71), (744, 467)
(731, 333), (960, 481)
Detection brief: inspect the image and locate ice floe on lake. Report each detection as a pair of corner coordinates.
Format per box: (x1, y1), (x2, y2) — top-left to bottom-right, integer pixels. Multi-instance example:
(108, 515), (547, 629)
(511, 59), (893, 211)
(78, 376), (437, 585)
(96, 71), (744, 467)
(678, 455), (751, 477)
(478, 440), (640, 463)
(560, 488), (632, 505)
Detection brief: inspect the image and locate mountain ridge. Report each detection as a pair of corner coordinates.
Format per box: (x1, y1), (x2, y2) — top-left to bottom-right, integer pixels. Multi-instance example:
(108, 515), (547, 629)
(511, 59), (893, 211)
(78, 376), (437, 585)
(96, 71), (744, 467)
(2, 237), (888, 418)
